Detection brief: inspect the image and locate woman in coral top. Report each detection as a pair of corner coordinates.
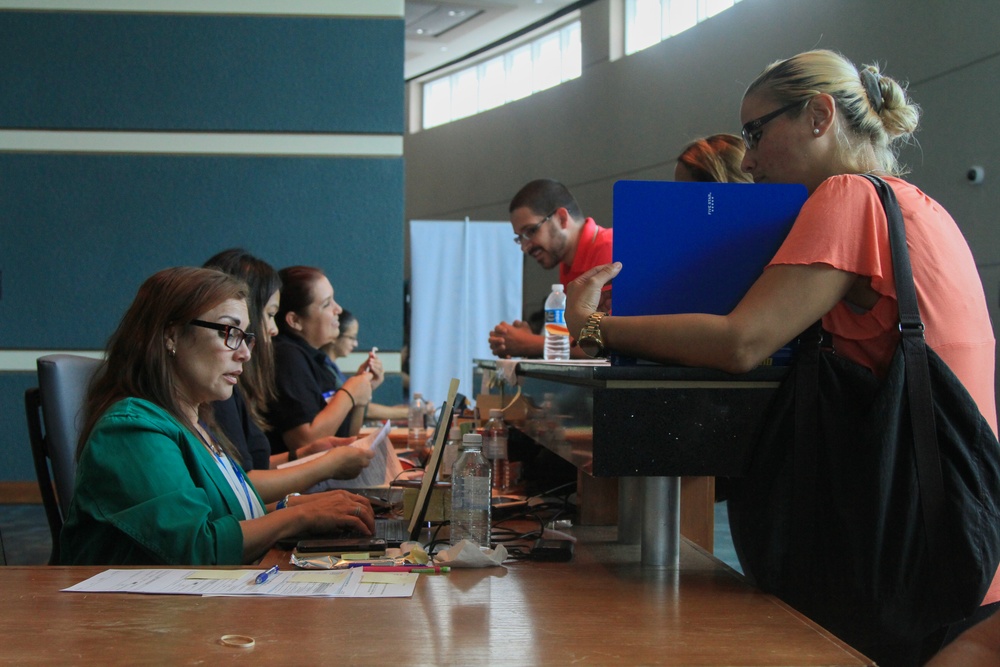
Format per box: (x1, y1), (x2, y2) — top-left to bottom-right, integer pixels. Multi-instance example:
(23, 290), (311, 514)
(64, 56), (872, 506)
(566, 49), (998, 663)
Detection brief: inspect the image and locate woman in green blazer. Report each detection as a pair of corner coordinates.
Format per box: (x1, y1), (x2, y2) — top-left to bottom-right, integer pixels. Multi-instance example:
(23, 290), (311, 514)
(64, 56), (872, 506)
(60, 267), (375, 566)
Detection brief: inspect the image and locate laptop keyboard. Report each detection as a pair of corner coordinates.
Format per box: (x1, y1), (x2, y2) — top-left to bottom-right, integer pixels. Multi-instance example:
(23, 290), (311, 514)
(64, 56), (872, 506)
(375, 518), (409, 543)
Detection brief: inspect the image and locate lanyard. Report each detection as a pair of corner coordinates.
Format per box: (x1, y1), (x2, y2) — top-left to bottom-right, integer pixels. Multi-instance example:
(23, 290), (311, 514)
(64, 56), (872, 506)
(200, 423), (258, 519)
(216, 450), (257, 519)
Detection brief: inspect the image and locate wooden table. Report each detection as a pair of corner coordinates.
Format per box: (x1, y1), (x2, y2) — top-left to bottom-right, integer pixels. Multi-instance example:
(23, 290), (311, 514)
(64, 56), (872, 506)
(5, 529), (871, 666)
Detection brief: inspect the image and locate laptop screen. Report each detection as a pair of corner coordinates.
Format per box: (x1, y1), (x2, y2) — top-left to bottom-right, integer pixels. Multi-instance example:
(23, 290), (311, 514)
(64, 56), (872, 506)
(406, 378), (460, 538)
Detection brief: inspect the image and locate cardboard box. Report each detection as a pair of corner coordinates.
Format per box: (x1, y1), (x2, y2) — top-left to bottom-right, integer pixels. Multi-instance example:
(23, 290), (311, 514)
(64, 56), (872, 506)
(402, 484), (451, 522)
(475, 392), (530, 425)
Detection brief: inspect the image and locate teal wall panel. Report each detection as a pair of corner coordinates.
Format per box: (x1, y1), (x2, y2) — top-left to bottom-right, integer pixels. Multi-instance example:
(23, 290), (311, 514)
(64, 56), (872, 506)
(0, 154), (404, 350)
(0, 8), (405, 483)
(0, 12), (404, 132)
(374, 377), (404, 410)
(0, 374), (37, 482)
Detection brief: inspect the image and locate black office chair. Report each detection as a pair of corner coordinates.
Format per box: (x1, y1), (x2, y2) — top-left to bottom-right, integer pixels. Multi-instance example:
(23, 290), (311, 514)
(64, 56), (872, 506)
(24, 354), (101, 564)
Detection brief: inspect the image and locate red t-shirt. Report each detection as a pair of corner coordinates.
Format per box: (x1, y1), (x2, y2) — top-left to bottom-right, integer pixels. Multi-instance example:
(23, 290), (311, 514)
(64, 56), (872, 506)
(560, 217), (614, 285)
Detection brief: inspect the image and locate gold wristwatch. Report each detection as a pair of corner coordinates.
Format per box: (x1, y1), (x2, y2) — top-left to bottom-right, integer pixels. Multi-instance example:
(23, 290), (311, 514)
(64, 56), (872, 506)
(578, 312), (608, 358)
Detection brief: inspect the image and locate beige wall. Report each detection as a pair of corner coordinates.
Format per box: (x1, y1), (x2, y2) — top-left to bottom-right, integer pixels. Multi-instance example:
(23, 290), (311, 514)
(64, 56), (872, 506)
(405, 0), (1000, 399)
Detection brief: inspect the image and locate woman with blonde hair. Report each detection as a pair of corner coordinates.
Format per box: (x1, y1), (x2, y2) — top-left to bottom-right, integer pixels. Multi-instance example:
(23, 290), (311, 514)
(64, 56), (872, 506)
(566, 49), (997, 664)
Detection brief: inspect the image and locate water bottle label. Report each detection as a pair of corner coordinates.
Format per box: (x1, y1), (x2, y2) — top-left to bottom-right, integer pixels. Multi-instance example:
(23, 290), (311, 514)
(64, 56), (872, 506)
(453, 476), (491, 511)
(467, 476), (491, 510)
(484, 435), (508, 459)
(544, 308), (569, 337)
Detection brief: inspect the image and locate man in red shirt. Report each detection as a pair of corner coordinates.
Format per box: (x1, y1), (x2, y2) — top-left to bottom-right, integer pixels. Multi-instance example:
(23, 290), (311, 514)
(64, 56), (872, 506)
(489, 179), (613, 358)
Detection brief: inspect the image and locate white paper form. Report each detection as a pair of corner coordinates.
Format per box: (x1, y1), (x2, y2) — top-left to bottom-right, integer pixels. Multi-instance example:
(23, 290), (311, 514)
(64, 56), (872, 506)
(61, 566), (417, 598)
(277, 419), (403, 489)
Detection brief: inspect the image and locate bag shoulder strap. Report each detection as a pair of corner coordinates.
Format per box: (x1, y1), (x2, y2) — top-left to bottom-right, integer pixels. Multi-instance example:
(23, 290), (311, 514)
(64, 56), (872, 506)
(859, 173), (948, 572)
(861, 175), (922, 330)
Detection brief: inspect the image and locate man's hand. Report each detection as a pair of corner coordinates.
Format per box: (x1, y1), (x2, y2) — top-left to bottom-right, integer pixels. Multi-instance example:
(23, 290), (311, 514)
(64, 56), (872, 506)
(488, 319), (544, 358)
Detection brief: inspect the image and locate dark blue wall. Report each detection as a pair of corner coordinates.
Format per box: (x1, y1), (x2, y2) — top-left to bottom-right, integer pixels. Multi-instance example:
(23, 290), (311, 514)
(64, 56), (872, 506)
(0, 10), (405, 482)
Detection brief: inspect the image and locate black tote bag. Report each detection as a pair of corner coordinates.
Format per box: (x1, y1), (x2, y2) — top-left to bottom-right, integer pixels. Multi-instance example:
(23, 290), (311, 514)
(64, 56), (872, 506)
(728, 175), (1000, 665)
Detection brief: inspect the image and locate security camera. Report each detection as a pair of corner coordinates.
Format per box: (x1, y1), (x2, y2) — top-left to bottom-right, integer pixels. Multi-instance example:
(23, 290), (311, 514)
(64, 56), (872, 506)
(967, 166), (984, 184)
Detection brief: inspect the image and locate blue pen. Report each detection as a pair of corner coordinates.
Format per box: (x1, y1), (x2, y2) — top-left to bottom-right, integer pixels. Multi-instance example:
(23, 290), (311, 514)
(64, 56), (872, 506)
(255, 565), (280, 585)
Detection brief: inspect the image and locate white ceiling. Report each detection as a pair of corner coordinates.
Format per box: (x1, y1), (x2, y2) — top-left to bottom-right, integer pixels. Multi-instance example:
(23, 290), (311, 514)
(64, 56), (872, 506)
(404, 0), (579, 80)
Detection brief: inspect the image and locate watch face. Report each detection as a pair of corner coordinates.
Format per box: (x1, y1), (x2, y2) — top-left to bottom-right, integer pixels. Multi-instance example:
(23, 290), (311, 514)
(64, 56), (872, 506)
(579, 336), (602, 358)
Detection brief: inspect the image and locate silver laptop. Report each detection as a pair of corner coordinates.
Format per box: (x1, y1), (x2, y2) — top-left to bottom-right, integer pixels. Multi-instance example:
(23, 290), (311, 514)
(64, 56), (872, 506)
(372, 377), (460, 546)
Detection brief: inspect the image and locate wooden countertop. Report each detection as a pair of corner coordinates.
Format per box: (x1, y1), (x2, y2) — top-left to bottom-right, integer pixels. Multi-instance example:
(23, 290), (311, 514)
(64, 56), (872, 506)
(8, 528), (871, 665)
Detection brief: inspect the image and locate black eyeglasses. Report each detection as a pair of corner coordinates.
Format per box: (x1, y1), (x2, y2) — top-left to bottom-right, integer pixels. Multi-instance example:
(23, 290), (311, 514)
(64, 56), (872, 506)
(190, 320), (256, 352)
(741, 101), (803, 150)
(512, 210), (557, 245)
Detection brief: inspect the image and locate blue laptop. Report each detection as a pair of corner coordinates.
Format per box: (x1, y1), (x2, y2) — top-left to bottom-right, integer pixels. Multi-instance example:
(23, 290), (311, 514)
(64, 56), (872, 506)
(610, 180), (808, 365)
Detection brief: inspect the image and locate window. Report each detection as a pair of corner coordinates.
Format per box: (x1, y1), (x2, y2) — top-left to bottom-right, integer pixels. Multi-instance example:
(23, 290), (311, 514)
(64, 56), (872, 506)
(421, 21), (581, 130)
(625, 0), (742, 55)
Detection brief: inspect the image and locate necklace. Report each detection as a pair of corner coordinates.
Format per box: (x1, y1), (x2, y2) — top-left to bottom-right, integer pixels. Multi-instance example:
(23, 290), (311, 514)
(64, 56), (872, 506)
(204, 437), (223, 457)
(194, 422), (223, 456)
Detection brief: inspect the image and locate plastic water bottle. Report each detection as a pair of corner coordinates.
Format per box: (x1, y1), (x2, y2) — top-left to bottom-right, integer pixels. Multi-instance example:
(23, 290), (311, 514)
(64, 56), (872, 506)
(424, 401), (438, 432)
(483, 408), (510, 491)
(450, 433), (492, 547)
(407, 392), (426, 450)
(543, 283), (570, 360)
(439, 425), (462, 481)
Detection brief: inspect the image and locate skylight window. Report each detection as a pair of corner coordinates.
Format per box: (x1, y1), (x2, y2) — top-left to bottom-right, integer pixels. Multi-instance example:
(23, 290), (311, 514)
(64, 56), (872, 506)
(421, 21), (581, 130)
(625, 0), (742, 55)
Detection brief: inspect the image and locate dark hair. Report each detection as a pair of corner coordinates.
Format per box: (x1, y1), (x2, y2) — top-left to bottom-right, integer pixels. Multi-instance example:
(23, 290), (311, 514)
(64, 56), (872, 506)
(676, 134), (753, 183)
(276, 266), (326, 337)
(509, 179), (583, 221)
(79, 267), (248, 458)
(338, 309), (357, 334)
(204, 249), (281, 429)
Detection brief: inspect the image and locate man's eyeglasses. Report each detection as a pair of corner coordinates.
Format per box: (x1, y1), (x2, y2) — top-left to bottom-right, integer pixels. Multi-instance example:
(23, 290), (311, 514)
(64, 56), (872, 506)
(741, 101), (803, 151)
(512, 210), (557, 245)
(190, 320), (256, 352)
